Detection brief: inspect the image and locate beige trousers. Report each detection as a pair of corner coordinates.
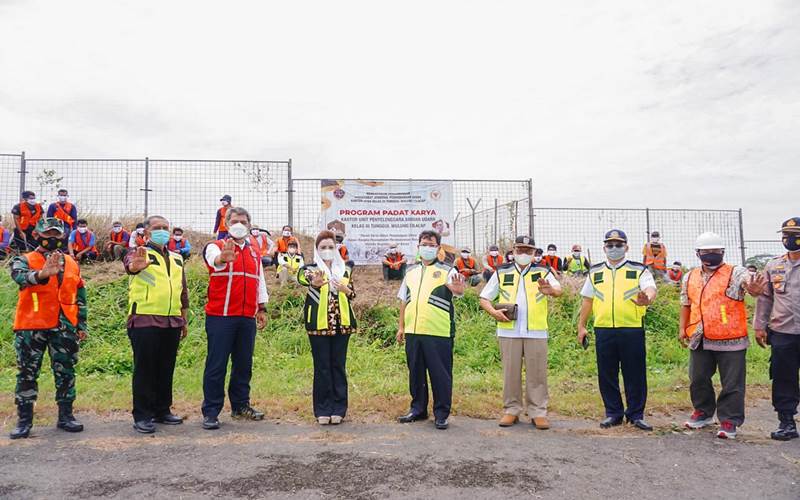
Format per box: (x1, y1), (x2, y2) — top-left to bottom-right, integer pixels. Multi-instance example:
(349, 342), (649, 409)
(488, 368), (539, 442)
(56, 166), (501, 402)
(498, 337), (548, 418)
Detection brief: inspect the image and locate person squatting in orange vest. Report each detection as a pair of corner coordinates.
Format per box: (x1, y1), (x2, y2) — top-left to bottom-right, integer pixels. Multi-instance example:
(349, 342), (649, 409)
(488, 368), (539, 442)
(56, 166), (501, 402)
(665, 261), (684, 285)
(12, 191), (44, 252)
(0, 215), (12, 259)
(481, 244), (504, 282)
(104, 221), (130, 261)
(455, 248), (482, 286)
(68, 219), (99, 264)
(167, 227), (192, 260)
(128, 223), (147, 250)
(679, 232), (767, 440)
(8, 217), (87, 440)
(200, 206), (269, 429)
(643, 231), (668, 277)
(214, 194), (232, 240)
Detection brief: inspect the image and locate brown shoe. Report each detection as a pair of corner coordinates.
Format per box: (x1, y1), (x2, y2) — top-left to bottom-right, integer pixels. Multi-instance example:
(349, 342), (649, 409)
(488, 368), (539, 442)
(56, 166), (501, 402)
(498, 414), (519, 427)
(532, 417), (550, 430)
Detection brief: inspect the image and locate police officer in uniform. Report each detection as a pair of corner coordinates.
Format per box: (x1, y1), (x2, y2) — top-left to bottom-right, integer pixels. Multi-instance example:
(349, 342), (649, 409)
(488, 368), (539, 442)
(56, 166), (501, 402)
(9, 217), (87, 439)
(754, 217), (800, 440)
(577, 229), (657, 430)
(396, 230), (465, 429)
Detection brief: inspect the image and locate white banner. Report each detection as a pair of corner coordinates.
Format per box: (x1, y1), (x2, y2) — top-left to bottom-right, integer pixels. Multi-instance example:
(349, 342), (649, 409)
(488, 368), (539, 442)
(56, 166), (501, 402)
(320, 179), (455, 264)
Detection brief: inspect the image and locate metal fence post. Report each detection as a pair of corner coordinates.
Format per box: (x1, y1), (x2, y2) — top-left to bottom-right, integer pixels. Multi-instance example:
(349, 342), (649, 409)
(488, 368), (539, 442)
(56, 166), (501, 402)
(18, 151), (27, 195)
(493, 198), (498, 245)
(287, 159), (294, 227)
(645, 207), (651, 240)
(142, 157), (150, 218)
(527, 178), (534, 239)
(467, 197), (481, 253)
(738, 208), (746, 265)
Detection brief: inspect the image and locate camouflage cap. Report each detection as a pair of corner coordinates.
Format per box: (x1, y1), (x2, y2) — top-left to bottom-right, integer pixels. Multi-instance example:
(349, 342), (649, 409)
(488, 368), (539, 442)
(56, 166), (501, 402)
(34, 217), (66, 235)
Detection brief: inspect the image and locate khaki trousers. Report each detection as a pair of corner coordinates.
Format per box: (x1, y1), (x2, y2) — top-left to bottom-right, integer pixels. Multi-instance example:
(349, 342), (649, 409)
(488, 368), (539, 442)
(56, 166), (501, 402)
(498, 337), (548, 418)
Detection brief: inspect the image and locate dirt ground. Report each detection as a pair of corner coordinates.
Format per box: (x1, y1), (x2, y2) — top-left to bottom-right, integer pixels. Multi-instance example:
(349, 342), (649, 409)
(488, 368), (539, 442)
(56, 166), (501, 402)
(1, 399), (798, 499)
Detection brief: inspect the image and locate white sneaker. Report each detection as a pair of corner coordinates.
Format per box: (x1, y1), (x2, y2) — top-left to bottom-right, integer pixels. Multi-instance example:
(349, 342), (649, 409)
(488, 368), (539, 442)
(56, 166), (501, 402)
(717, 421), (737, 439)
(318, 416), (331, 425)
(684, 410), (714, 429)
(330, 415), (343, 425)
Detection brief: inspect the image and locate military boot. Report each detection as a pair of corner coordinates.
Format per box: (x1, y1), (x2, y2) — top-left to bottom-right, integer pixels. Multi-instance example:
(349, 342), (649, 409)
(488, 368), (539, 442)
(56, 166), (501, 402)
(56, 403), (84, 433)
(771, 413), (799, 441)
(10, 403), (34, 439)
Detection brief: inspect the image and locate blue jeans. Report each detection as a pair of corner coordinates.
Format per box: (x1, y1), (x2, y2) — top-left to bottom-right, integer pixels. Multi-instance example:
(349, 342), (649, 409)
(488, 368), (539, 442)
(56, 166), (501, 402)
(201, 315), (256, 417)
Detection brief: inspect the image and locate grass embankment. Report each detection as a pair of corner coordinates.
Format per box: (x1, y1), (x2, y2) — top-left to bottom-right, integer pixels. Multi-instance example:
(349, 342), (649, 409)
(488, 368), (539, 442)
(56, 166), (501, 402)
(0, 260), (771, 424)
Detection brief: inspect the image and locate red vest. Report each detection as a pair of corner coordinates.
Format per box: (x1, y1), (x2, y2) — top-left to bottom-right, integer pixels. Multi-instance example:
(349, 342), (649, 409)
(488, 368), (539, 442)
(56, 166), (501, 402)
(486, 254), (503, 270)
(18, 203), (42, 231)
(73, 230), (96, 253)
(339, 245), (349, 260)
(53, 202), (75, 227)
(111, 230), (129, 243)
(205, 240), (261, 318)
(168, 238), (188, 252)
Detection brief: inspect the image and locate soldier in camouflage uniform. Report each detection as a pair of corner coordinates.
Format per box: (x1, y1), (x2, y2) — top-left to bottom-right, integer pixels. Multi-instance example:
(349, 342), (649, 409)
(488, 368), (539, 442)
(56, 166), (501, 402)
(9, 217), (88, 439)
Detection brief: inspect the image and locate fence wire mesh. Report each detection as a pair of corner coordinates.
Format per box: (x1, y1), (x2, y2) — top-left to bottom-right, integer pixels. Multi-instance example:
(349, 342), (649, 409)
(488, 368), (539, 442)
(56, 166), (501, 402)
(0, 154), (23, 219)
(744, 240), (786, 265)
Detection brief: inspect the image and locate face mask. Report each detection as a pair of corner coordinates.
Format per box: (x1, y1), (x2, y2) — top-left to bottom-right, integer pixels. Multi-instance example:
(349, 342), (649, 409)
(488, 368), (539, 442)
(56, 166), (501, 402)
(288, 247), (297, 255)
(605, 246), (626, 261)
(515, 254), (532, 266)
(489, 251), (499, 257)
(173, 235), (183, 241)
(228, 223), (249, 240)
(319, 248), (336, 261)
(221, 201), (229, 206)
(507, 255), (515, 262)
(698, 252), (724, 268)
(783, 234), (800, 252)
(38, 235), (63, 250)
(389, 248), (396, 254)
(418, 245), (438, 261)
(27, 198), (37, 205)
(572, 252), (581, 258)
(113, 226), (122, 233)
(651, 238), (660, 243)
(136, 228), (145, 235)
(251, 229), (260, 237)
(461, 252), (470, 259)
(77, 227), (87, 234)
(547, 250), (555, 256)
(149, 229), (170, 246)
(534, 256), (542, 263)
(336, 243), (343, 249)
(58, 196), (67, 203)
(282, 230), (291, 237)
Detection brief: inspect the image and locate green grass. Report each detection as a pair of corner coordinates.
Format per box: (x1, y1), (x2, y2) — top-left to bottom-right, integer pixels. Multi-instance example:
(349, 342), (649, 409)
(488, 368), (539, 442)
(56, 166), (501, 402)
(0, 260), (772, 422)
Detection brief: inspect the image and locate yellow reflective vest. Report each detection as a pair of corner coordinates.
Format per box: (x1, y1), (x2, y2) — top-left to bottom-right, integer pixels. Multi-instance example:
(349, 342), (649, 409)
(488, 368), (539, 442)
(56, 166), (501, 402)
(298, 264), (357, 331)
(128, 246), (185, 317)
(589, 260), (648, 328)
(494, 263), (550, 331)
(403, 261), (455, 337)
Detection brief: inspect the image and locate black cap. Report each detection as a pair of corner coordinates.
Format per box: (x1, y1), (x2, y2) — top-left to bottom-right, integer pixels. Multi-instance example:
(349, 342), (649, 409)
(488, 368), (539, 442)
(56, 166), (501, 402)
(604, 229), (628, 243)
(651, 231), (660, 237)
(547, 243), (557, 250)
(779, 217), (800, 233)
(514, 235), (535, 248)
(220, 194), (232, 202)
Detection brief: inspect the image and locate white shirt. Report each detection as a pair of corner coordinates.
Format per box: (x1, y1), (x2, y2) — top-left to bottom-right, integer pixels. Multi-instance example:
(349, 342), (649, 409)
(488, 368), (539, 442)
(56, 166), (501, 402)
(480, 265), (562, 339)
(580, 259), (656, 299)
(204, 240), (269, 304)
(128, 232), (144, 248)
(396, 264), (462, 300)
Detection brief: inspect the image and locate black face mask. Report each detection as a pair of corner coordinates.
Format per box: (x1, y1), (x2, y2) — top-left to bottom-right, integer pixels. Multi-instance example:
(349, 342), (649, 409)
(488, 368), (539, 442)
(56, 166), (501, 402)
(38, 236), (63, 250)
(698, 252), (724, 268)
(783, 234), (800, 252)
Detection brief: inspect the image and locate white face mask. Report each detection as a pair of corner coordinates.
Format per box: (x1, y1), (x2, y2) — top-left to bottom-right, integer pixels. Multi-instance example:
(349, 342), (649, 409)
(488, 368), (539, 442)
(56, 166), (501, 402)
(534, 255), (543, 263)
(489, 251), (499, 257)
(461, 252), (470, 259)
(507, 255), (515, 262)
(288, 248), (297, 255)
(136, 228), (145, 235)
(515, 254), (532, 266)
(336, 243), (343, 249)
(27, 198), (37, 205)
(77, 227), (87, 234)
(228, 222), (249, 240)
(250, 229), (260, 237)
(652, 237), (660, 243)
(319, 248), (336, 261)
(282, 230), (291, 237)
(58, 196), (67, 202)
(173, 235), (183, 241)
(547, 250), (556, 256)
(221, 201), (229, 206)
(112, 226), (122, 233)
(572, 252), (581, 258)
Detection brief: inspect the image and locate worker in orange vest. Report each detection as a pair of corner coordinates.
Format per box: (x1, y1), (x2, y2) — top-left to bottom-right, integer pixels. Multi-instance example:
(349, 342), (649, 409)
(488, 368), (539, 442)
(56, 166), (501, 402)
(248, 226), (275, 267)
(383, 244), (407, 280)
(679, 232), (767, 440)
(8, 217), (87, 439)
(541, 244), (563, 275)
(128, 223), (147, 250)
(643, 231), (668, 278)
(335, 232), (354, 268)
(0, 215), (12, 259)
(481, 244), (504, 281)
(12, 191), (43, 252)
(455, 248), (482, 286)
(46, 188), (78, 235)
(104, 221), (130, 261)
(68, 219), (99, 264)
(665, 261), (684, 285)
(214, 195), (232, 240)
(167, 227), (192, 260)
(273, 225), (302, 264)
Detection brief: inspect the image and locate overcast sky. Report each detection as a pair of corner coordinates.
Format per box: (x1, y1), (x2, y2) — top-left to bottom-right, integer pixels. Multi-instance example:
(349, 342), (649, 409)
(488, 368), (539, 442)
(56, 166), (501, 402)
(0, 0), (797, 238)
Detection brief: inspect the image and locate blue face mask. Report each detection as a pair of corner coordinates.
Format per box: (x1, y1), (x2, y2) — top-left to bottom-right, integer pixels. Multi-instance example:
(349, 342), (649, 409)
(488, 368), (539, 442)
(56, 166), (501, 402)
(149, 229), (170, 246)
(418, 245), (438, 261)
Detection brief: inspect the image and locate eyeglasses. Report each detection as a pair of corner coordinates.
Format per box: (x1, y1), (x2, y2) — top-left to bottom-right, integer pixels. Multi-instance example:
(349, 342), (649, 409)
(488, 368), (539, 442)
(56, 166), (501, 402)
(604, 242), (625, 249)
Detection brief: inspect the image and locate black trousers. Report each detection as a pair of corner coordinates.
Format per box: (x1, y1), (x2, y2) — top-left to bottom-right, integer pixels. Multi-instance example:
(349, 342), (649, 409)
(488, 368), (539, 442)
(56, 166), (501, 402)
(202, 316), (257, 417)
(382, 263), (406, 280)
(688, 346), (746, 425)
(770, 330), (800, 417)
(595, 327), (647, 421)
(308, 334), (350, 417)
(128, 327), (181, 422)
(405, 334), (453, 420)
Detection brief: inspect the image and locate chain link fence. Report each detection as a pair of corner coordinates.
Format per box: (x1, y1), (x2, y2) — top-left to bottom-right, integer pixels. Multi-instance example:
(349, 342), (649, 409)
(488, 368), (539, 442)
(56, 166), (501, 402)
(744, 240), (785, 266)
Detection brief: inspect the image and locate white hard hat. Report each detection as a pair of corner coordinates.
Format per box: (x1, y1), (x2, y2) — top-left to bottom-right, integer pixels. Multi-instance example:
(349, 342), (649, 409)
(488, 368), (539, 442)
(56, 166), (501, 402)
(695, 232), (725, 250)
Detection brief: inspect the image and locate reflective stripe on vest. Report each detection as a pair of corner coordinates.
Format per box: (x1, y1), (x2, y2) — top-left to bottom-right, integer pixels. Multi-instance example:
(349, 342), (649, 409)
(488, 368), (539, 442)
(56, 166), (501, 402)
(684, 264), (747, 340)
(495, 265), (549, 331)
(567, 256), (588, 274)
(643, 243), (667, 270)
(53, 202), (75, 227)
(13, 251), (81, 330)
(128, 248), (184, 317)
(403, 262), (454, 337)
(298, 266), (356, 330)
(205, 240), (261, 317)
(590, 261), (647, 328)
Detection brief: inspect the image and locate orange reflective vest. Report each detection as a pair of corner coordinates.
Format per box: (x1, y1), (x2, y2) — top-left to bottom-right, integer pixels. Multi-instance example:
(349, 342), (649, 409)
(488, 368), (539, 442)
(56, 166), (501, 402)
(486, 254), (504, 270)
(249, 234), (270, 257)
(52, 202), (75, 227)
(72, 230), (97, 253)
(13, 251), (81, 330)
(277, 236), (299, 254)
(339, 245), (349, 261)
(216, 206), (229, 233)
(684, 264), (747, 341)
(643, 243), (667, 271)
(17, 203), (43, 231)
(455, 257), (477, 276)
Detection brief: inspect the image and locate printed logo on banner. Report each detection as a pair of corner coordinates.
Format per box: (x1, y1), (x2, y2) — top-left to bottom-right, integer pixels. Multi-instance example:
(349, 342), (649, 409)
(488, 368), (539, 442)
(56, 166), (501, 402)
(430, 190), (441, 201)
(334, 188), (345, 200)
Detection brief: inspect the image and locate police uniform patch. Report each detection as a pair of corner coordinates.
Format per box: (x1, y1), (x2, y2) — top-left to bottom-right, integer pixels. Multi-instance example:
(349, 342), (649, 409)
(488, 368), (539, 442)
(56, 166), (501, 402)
(433, 271), (442, 279)
(594, 272), (604, 284)
(626, 270), (637, 279)
(531, 272), (542, 281)
(503, 274), (515, 285)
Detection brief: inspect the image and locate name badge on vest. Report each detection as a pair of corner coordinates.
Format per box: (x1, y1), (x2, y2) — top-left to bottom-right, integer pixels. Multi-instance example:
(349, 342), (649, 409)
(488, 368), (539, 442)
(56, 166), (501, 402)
(626, 270), (637, 279)
(503, 274), (515, 285)
(593, 272), (604, 284)
(530, 272), (542, 282)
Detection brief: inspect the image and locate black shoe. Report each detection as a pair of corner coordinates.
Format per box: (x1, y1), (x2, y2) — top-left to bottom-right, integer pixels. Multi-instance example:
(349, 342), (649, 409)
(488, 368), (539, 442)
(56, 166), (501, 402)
(600, 416), (624, 429)
(133, 420), (156, 434)
(202, 416), (220, 430)
(398, 412), (428, 423)
(630, 419), (653, 431)
(771, 418), (799, 441)
(153, 413), (184, 425)
(434, 418), (449, 430)
(231, 405), (264, 421)
(56, 403), (84, 433)
(9, 403), (34, 440)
